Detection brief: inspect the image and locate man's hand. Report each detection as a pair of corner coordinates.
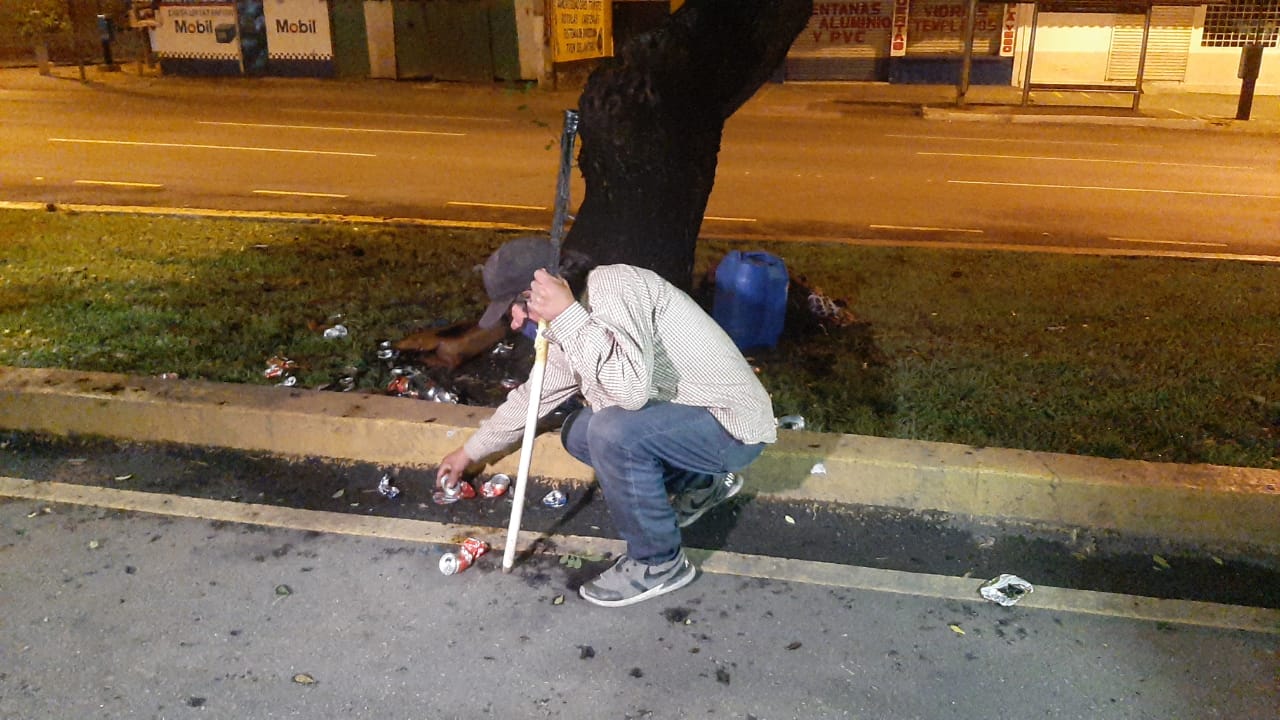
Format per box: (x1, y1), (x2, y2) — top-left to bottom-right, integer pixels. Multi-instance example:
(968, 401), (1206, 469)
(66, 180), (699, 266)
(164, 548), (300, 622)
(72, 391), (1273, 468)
(527, 269), (574, 323)
(436, 447), (472, 490)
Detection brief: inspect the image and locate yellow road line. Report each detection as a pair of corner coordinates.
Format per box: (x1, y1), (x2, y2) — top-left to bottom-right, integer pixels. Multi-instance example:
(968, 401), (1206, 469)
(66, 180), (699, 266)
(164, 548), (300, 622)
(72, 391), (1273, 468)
(253, 189), (349, 199)
(447, 201), (545, 211)
(870, 224), (983, 234)
(74, 179), (164, 189)
(2, 476), (1275, 635)
(0, 200), (540, 232)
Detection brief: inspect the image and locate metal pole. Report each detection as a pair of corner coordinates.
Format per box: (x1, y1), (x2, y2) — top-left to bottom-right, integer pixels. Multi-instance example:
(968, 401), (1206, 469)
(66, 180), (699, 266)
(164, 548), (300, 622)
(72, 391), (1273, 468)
(957, 0), (979, 106)
(1132, 5), (1152, 111)
(1021, 4), (1039, 107)
(502, 109), (580, 573)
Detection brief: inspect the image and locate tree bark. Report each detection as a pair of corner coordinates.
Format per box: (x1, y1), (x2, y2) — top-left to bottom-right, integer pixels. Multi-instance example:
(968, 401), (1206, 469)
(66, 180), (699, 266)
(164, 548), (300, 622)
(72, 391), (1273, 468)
(563, 0), (812, 290)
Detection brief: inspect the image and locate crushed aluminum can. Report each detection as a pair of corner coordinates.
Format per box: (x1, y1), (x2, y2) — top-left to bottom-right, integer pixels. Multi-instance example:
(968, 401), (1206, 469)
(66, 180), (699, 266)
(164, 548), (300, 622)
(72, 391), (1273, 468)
(480, 474), (511, 498)
(376, 340), (398, 361)
(432, 480), (476, 505)
(323, 324), (349, 340)
(439, 537), (490, 576)
(278, 375), (298, 387)
(263, 356), (297, 379)
(777, 414), (806, 431)
(386, 374), (413, 397)
(542, 489), (568, 508)
(430, 388), (460, 404)
(377, 474), (401, 499)
(979, 574), (1034, 606)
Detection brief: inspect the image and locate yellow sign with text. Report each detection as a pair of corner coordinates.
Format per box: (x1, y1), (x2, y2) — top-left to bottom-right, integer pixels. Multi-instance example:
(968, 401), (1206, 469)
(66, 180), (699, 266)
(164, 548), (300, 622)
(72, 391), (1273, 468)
(552, 0), (613, 62)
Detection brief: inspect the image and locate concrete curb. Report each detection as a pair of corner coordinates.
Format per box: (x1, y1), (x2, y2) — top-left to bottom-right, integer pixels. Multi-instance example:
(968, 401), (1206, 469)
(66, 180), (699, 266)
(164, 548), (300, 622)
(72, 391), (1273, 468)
(920, 106), (1216, 130)
(3, 367), (1277, 553)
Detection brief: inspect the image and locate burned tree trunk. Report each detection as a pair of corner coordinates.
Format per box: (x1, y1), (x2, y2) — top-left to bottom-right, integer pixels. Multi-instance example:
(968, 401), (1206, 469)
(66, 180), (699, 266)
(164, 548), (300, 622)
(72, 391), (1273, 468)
(562, 0), (812, 290)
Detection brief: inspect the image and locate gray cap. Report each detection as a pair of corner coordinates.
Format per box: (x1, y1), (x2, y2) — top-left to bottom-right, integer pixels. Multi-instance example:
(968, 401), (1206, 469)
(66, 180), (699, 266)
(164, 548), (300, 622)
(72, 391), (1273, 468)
(477, 236), (556, 329)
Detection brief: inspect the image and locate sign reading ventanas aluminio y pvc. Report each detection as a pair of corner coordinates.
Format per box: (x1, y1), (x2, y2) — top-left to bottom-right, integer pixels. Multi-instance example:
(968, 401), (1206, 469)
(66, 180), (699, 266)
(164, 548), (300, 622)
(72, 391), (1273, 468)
(552, 0), (613, 62)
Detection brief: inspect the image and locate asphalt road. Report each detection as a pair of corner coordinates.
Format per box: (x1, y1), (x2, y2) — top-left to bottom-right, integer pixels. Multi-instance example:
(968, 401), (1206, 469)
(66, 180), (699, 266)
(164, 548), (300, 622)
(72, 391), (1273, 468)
(2, 73), (1279, 258)
(1, 434), (1277, 720)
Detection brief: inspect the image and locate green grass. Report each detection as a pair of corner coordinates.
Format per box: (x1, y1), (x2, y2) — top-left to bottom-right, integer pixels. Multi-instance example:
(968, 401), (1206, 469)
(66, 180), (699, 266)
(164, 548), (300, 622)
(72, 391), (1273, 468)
(6, 208), (1280, 469)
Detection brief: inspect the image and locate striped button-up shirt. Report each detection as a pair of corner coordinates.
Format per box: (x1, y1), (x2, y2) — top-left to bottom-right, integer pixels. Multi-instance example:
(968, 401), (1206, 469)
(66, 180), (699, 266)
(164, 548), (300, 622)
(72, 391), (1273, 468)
(463, 264), (777, 461)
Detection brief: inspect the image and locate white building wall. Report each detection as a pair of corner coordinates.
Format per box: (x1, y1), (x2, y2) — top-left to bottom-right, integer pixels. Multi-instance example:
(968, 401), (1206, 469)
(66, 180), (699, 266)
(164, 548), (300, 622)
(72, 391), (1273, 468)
(1009, 4), (1277, 96)
(1024, 12), (1114, 84)
(1181, 7), (1280, 94)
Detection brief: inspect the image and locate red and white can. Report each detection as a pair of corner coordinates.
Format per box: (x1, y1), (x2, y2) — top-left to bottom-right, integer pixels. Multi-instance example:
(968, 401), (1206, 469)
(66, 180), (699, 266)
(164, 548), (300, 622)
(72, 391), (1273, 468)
(439, 537), (490, 575)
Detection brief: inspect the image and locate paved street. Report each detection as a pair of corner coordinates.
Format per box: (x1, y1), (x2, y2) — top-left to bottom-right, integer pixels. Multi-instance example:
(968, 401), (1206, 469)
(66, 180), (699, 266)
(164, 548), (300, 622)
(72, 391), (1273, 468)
(2, 67), (1279, 258)
(2, 493), (1276, 720)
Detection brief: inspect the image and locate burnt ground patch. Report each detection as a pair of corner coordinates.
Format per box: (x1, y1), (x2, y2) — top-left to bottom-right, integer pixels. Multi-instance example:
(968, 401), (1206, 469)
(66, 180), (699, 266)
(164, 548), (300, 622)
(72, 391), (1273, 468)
(2, 431), (1277, 609)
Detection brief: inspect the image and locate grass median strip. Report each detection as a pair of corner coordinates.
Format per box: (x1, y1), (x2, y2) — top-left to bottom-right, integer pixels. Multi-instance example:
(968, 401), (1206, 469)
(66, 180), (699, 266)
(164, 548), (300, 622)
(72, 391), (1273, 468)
(4, 207), (1280, 469)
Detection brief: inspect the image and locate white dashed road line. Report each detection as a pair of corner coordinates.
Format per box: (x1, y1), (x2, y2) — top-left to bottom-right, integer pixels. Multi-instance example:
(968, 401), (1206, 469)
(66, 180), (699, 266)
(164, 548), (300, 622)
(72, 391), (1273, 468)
(49, 137), (376, 158)
(198, 121), (465, 137)
(920, 151), (1252, 170)
(948, 179), (1280, 200)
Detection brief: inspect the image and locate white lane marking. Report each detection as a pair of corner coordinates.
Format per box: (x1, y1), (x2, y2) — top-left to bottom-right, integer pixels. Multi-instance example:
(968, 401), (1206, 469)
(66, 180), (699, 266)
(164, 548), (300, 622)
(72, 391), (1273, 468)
(705, 215), (758, 223)
(447, 201), (545, 211)
(281, 107), (511, 123)
(2, 476), (1276, 635)
(948, 179), (1280, 200)
(1112, 237), (1230, 248)
(74, 180), (163, 189)
(921, 151), (1252, 170)
(886, 133), (1145, 147)
(49, 137), (375, 158)
(199, 120), (465, 137)
(871, 223), (983, 234)
(253, 189), (349, 199)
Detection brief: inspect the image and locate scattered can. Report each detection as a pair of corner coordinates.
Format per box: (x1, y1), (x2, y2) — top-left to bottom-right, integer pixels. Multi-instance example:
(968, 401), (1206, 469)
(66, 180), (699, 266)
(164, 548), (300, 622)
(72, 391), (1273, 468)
(323, 324), (349, 340)
(377, 474), (401, 499)
(376, 340), (398, 361)
(263, 356), (297, 379)
(542, 489), (568, 508)
(480, 474), (511, 498)
(432, 480), (476, 505)
(439, 537), (490, 575)
(979, 574), (1034, 606)
(777, 414), (806, 431)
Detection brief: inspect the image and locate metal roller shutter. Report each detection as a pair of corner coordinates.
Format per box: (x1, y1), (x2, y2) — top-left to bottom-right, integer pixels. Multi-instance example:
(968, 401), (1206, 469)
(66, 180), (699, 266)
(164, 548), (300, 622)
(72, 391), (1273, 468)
(905, 0), (1003, 54)
(1106, 7), (1194, 81)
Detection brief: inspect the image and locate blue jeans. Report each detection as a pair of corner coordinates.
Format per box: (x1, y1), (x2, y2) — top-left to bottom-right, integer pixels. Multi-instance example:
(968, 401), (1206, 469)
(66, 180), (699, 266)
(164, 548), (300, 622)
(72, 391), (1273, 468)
(560, 402), (765, 564)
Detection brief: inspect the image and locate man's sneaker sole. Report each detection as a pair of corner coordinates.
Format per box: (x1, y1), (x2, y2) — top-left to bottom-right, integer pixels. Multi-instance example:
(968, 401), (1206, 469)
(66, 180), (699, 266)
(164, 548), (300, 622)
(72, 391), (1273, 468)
(578, 559), (698, 608)
(676, 473), (744, 528)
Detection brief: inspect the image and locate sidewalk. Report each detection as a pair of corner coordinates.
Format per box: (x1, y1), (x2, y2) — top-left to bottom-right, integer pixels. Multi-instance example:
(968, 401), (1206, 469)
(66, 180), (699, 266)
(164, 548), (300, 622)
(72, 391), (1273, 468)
(4, 62), (1278, 133)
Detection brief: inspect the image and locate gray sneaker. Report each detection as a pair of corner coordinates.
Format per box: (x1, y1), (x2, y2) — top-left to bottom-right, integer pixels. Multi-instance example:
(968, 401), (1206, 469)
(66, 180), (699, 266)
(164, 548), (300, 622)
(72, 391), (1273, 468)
(674, 472), (744, 528)
(578, 551), (696, 608)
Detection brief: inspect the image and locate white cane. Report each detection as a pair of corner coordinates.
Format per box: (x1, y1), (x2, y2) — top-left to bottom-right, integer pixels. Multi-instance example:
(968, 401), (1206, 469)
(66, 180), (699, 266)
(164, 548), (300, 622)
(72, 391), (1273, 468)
(503, 109), (579, 572)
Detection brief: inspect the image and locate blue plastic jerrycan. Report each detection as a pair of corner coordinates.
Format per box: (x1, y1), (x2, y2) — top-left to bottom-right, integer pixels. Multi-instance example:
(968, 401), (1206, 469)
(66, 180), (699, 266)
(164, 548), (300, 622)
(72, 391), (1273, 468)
(712, 251), (789, 351)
